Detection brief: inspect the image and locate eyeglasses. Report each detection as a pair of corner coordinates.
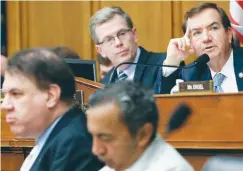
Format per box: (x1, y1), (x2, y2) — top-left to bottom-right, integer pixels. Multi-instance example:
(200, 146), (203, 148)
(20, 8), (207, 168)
(98, 29), (131, 46)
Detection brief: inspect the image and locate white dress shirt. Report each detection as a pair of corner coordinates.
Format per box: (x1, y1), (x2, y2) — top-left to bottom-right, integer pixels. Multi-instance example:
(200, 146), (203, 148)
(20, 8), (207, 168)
(20, 115), (63, 171)
(99, 135), (194, 171)
(117, 48), (141, 81)
(210, 51), (238, 92)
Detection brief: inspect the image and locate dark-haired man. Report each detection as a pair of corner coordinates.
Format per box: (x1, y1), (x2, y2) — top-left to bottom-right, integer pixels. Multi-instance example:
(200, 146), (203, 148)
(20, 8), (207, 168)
(1, 48), (103, 171)
(87, 81), (194, 171)
(155, 3), (243, 93)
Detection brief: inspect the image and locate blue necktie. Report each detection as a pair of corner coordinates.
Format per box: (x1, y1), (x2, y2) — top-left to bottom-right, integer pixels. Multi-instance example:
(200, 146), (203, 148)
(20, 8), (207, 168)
(213, 73), (225, 92)
(117, 70), (128, 82)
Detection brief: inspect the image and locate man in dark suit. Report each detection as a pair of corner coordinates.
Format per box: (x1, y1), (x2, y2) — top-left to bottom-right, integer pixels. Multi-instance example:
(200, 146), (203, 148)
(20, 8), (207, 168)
(154, 3), (243, 93)
(89, 6), (167, 90)
(1, 48), (103, 171)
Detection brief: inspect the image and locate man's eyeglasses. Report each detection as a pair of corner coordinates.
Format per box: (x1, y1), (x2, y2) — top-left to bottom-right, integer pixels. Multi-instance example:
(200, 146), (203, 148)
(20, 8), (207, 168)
(97, 29), (132, 46)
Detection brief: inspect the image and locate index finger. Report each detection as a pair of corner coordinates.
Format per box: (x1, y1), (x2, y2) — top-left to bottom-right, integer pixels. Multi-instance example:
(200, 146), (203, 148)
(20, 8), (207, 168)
(184, 26), (191, 39)
(184, 26), (191, 47)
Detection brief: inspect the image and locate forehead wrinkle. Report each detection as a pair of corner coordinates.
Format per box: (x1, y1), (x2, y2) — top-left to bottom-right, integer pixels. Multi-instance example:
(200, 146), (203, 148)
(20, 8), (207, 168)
(190, 20), (221, 31)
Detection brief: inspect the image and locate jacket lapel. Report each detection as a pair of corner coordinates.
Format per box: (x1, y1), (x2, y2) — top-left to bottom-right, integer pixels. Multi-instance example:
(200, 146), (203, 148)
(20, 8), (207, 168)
(183, 63), (212, 81)
(233, 48), (243, 91)
(30, 107), (82, 170)
(133, 47), (149, 82)
(101, 67), (117, 84)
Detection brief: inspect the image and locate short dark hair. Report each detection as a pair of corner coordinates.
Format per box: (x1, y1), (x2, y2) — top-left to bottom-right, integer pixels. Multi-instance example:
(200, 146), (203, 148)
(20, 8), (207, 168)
(182, 3), (234, 48)
(52, 46), (81, 59)
(88, 81), (158, 142)
(97, 54), (112, 66)
(7, 48), (76, 104)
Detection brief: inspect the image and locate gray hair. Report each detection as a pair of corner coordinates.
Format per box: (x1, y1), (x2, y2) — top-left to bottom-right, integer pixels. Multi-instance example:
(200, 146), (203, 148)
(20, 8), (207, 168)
(89, 6), (134, 44)
(88, 81), (159, 143)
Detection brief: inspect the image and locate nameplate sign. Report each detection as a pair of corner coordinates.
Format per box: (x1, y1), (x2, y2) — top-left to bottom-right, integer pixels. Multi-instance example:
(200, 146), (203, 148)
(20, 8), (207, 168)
(179, 80), (213, 93)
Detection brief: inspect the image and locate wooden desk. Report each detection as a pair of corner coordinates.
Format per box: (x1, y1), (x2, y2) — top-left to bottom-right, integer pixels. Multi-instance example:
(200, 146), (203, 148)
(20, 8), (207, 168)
(155, 92), (243, 170)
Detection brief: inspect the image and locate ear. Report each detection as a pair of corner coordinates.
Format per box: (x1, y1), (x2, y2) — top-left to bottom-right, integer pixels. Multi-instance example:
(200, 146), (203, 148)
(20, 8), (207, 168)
(132, 27), (138, 42)
(96, 45), (107, 58)
(135, 123), (153, 148)
(46, 84), (61, 108)
(227, 27), (233, 44)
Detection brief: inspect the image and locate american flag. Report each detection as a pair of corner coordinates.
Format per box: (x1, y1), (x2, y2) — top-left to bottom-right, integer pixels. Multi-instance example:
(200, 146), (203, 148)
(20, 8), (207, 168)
(229, 0), (243, 45)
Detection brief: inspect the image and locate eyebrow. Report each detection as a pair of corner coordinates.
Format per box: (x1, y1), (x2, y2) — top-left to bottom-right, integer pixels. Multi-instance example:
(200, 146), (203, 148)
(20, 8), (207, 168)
(191, 21), (220, 31)
(2, 88), (20, 94)
(103, 28), (129, 38)
(96, 133), (111, 137)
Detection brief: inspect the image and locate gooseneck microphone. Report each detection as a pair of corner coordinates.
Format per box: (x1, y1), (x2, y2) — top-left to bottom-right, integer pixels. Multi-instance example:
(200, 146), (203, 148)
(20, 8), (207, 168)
(193, 53), (210, 65)
(108, 54), (210, 84)
(165, 103), (192, 135)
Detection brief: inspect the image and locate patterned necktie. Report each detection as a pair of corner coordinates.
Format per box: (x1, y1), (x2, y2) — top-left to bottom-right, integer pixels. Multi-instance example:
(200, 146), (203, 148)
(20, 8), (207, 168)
(213, 73), (225, 92)
(117, 70), (128, 82)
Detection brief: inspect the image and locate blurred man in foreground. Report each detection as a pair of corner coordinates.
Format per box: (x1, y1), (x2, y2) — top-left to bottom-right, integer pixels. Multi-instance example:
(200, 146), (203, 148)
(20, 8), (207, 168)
(87, 81), (194, 171)
(155, 3), (243, 93)
(1, 48), (103, 171)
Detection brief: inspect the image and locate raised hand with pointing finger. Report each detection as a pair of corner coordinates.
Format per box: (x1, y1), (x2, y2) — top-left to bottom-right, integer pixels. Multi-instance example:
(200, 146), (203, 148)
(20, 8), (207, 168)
(164, 27), (195, 66)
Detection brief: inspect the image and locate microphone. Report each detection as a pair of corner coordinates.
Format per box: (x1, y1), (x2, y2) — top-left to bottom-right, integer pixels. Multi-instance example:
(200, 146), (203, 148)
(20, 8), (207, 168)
(109, 54), (210, 84)
(193, 53), (210, 65)
(164, 103), (192, 137)
(166, 103), (192, 133)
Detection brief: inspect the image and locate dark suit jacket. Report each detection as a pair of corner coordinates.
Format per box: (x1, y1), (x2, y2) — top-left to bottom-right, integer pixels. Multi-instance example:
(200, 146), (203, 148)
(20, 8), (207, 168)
(30, 106), (104, 171)
(154, 47), (243, 93)
(101, 46), (167, 90)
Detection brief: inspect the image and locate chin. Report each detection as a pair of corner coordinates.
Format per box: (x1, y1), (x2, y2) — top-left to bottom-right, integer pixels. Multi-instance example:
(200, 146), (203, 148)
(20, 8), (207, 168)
(12, 130), (25, 137)
(12, 128), (30, 138)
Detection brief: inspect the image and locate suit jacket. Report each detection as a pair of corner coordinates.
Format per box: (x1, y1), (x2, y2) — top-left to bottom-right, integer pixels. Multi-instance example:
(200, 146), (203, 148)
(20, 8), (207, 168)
(181, 47), (243, 91)
(101, 46), (167, 90)
(30, 106), (104, 171)
(154, 47), (243, 93)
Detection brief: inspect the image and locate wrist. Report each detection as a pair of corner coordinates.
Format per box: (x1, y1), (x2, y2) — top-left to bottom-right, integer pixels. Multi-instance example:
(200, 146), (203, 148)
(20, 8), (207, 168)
(164, 56), (181, 66)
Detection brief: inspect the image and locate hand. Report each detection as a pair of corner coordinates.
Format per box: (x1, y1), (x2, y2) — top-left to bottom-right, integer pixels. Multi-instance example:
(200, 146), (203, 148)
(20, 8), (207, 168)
(165, 27), (195, 66)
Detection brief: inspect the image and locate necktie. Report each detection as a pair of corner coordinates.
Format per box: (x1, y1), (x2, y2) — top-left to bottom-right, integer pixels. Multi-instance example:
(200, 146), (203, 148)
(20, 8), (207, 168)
(117, 70), (128, 82)
(213, 73), (225, 92)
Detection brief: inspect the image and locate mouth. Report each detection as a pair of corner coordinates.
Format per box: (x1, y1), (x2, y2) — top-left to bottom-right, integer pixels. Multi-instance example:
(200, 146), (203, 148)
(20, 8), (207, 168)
(6, 116), (17, 124)
(203, 46), (215, 52)
(117, 50), (129, 55)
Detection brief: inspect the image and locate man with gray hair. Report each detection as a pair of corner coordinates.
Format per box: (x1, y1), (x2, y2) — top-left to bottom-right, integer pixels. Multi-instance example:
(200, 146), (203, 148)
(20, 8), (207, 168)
(89, 6), (174, 92)
(86, 81), (194, 171)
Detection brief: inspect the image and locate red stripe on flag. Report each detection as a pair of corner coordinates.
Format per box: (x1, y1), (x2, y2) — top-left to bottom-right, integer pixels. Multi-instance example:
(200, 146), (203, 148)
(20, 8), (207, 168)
(236, 0), (243, 10)
(229, 14), (240, 25)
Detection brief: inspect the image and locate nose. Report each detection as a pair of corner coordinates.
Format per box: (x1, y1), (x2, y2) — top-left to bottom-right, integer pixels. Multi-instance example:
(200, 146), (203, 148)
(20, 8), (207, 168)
(202, 30), (212, 43)
(92, 137), (106, 156)
(1, 96), (14, 111)
(114, 36), (123, 47)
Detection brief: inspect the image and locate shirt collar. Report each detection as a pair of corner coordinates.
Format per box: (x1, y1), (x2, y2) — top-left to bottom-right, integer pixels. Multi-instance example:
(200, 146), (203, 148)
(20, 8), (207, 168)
(210, 50), (233, 79)
(117, 47), (141, 76)
(36, 112), (65, 149)
(124, 135), (162, 171)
